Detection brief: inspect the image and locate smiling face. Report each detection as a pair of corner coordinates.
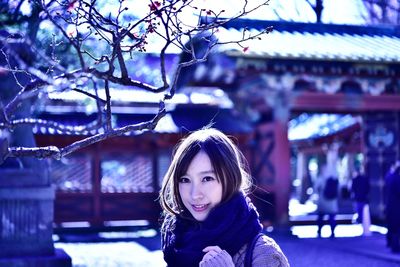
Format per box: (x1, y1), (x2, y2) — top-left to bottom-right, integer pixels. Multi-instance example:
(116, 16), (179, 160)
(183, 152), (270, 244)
(160, 128), (251, 221)
(178, 151), (223, 221)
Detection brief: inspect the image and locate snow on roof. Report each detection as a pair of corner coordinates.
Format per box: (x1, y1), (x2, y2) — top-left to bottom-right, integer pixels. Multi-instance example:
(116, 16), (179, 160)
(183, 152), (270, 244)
(213, 21), (400, 63)
(47, 85), (233, 109)
(288, 113), (359, 141)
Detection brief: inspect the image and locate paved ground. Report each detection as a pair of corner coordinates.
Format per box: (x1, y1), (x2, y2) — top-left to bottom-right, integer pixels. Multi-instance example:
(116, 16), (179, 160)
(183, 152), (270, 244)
(272, 232), (400, 267)
(55, 225), (400, 267)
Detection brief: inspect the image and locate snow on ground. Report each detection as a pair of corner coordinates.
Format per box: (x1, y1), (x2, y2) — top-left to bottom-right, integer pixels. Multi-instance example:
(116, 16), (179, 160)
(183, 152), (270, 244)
(55, 241), (165, 267)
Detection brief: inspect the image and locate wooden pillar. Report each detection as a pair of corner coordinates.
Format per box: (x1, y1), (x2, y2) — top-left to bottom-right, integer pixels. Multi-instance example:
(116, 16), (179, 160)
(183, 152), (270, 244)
(296, 152), (307, 202)
(275, 121), (291, 224)
(326, 143), (339, 178)
(251, 120), (291, 225)
(297, 152), (317, 204)
(346, 153), (355, 177)
(92, 144), (102, 226)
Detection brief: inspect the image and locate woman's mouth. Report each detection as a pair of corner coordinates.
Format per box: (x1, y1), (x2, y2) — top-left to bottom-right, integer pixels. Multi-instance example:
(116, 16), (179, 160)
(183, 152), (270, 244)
(191, 204), (209, 212)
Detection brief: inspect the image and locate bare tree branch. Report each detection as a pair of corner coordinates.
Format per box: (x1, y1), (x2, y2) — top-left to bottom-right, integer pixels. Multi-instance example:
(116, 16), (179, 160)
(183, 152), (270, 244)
(6, 104), (166, 160)
(0, 0), (271, 163)
(0, 117), (102, 133)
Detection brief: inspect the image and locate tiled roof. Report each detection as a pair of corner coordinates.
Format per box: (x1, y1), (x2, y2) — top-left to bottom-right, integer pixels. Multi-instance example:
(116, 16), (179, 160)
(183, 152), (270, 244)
(33, 111), (176, 136)
(213, 19), (400, 63)
(33, 104), (252, 136)
(47, 86), (232, 108)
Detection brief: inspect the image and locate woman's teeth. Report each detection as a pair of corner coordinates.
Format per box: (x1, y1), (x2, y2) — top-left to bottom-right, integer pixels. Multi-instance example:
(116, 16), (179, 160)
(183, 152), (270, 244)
(192, 204), (208, 211)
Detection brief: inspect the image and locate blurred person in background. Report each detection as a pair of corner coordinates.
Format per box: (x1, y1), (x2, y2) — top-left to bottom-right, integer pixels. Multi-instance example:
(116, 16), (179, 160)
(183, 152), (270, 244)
(315, 164), (339, 238)
(351, 168), (370, 235)
(385, 161), (400, 253)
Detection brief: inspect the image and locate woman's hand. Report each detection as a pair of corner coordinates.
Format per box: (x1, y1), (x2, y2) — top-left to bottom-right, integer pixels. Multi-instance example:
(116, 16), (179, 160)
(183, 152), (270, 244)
(202, 246), (222, 261)
(200, 246), (234, 267)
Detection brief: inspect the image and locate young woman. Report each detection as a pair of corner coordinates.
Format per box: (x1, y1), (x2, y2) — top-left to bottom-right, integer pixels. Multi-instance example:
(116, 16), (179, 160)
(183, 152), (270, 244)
(160, 128), (289, 267)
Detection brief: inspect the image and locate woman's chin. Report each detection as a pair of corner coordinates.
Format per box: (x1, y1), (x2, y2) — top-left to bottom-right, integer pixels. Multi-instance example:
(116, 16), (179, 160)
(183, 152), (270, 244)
(190, 210), (210, 221)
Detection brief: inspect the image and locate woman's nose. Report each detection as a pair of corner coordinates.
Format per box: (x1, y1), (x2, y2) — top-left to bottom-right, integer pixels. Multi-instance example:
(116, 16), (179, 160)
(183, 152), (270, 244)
(190, 183), (203, 200)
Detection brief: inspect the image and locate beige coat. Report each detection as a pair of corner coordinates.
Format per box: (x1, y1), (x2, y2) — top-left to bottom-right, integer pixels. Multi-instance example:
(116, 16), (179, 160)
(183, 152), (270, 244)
(200, 234), (290, 267)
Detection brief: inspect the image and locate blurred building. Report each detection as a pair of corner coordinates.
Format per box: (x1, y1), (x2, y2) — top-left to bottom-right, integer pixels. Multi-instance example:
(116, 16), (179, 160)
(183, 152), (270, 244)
(177, 17), (400, 223)
(36, 18), (400, 228)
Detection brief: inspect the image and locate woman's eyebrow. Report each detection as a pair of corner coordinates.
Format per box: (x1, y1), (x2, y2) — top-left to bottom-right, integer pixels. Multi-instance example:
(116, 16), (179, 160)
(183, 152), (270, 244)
(198, 170), (215, 175)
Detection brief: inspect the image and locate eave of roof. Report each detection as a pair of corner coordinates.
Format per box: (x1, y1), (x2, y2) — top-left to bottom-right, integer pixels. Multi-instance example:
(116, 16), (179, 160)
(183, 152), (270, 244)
(288, 113), (360, 142)
(33, 104), (252, 136)
(218, 18), (400, 37)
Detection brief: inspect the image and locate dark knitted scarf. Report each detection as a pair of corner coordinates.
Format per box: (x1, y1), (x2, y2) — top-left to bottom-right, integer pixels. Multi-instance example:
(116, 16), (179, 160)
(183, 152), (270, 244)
(163, 192), (262, 267)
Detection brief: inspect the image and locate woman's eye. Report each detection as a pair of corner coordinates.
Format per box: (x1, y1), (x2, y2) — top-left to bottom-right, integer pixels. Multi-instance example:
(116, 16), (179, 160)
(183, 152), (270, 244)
(203, 176), (215, 182)
(178, 177), (190, 183)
